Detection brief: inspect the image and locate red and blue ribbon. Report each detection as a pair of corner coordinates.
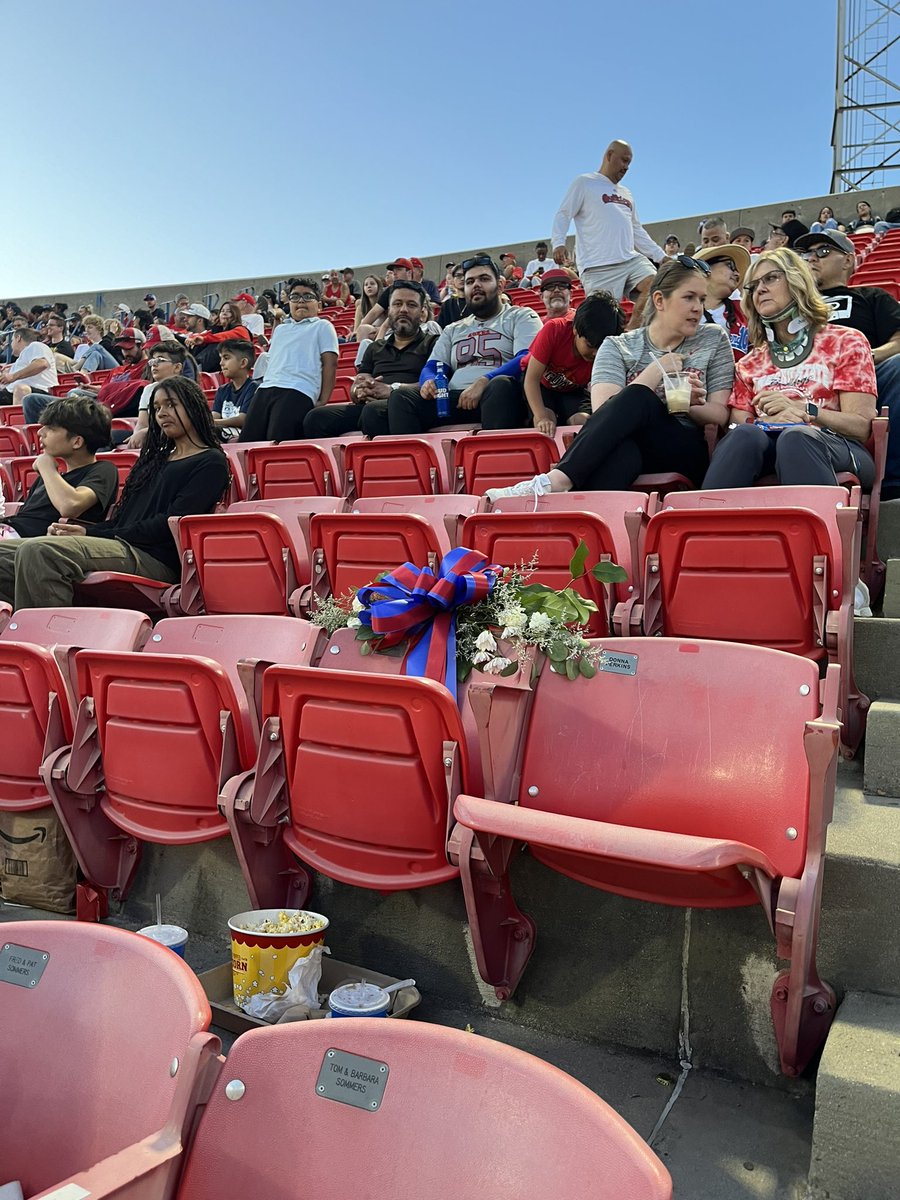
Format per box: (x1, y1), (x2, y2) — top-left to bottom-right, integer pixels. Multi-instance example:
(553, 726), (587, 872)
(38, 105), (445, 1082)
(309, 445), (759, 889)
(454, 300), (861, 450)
(356, 547), (498, 701)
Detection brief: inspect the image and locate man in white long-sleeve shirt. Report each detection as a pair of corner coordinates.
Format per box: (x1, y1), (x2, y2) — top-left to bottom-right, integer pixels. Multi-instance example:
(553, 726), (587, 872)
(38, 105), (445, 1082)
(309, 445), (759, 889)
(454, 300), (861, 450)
(551, 139), (663, 329)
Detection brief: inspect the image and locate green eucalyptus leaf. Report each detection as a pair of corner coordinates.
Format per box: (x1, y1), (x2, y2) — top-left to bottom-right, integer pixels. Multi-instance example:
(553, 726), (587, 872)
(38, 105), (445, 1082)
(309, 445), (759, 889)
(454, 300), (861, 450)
(549, 640), (568, 662)
(568, 540), (589, 580)
(359, 639), (373, 656)
(591, 561), (628, 584)
(565, 657), (579, 680)
(578, 657), (597, 678)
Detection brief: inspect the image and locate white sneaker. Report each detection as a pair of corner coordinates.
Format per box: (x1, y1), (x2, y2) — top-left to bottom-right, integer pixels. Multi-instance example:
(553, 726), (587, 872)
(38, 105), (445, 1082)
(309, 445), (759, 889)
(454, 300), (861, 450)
(486, 473), (552, 509)
(854, 580), (873, 617)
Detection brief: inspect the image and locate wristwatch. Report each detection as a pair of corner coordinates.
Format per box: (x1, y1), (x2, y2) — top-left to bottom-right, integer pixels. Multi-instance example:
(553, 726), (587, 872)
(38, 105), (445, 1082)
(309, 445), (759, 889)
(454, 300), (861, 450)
(806, 401), (819, 422)
(391, 382), (403, 390)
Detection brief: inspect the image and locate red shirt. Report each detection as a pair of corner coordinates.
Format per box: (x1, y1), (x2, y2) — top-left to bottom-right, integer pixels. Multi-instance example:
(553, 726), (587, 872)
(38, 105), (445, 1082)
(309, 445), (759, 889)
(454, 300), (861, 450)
(731, 324), (876, 415)
(526, 315), (591, 391)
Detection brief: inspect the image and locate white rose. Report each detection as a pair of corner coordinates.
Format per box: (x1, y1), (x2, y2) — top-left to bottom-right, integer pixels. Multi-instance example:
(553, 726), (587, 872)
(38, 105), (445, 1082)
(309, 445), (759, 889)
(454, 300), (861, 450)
(347, 616), (362, 628)
(528, 612), (552, 634)
(475, 630), (498, 653)
(351, 595), (364, 613)
(497, 605), (526, 632)
(483, 656), (513, 675)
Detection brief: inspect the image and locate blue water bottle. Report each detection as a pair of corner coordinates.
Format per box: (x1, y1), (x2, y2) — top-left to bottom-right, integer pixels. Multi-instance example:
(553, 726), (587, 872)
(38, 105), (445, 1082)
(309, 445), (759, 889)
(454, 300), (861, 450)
(435, 362), (450, 419)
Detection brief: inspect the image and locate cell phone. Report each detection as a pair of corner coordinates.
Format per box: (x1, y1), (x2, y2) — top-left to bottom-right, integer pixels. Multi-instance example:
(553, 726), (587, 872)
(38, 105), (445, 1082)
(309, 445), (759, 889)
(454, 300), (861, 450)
(753, 421), (806, 432)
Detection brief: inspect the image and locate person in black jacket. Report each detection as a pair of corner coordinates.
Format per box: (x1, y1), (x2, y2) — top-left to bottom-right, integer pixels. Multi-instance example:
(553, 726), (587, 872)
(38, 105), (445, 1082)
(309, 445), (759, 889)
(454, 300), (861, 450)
(0, 376), (229, 608)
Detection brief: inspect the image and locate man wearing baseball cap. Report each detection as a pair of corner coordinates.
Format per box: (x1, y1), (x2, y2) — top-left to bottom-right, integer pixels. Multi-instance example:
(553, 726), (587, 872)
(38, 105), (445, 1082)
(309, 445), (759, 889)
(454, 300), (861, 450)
(796, 227), (900, 497)
(143, 292), (164, 322)
(409, 258), (440, 304)
(538, 269), (577, 320)
(356, 258), (415, 340)
(22, 326), (148, 423)
(231, 291), (265, 339)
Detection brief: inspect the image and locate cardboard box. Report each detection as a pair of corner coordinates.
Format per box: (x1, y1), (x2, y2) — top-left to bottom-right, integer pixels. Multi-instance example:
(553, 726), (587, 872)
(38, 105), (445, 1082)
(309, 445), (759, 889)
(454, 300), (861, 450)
(198, 957), (421, 1035)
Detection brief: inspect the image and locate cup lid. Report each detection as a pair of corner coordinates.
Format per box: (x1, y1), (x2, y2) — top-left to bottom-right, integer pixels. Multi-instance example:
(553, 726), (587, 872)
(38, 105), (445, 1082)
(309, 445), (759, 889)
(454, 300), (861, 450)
(329, 982), (390, 1012)
(137, 924), (188, 946)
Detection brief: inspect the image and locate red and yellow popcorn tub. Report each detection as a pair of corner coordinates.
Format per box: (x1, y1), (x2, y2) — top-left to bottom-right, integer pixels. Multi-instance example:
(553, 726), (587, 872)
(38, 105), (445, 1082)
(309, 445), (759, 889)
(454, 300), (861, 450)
(229, 909), (328, 1007)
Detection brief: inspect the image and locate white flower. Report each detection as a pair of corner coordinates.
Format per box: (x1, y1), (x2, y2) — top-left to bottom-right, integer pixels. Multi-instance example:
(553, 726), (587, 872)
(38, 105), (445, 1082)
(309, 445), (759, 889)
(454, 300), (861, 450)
(528, 612), (552, 634)
(347, 616), (362, 628)
(473, 651), (492, 666)
(351, 595), (364, 613)
(497, 605), (526, 632)
(483, 656), (513, 675)
(475, 630), (498, 653)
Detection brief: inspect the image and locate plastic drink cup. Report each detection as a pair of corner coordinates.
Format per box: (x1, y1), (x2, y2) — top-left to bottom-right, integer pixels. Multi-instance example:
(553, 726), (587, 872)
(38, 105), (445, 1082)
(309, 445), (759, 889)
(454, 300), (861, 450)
(138, 924), (189, 957)
(663, 373), (691, 414)
(328, 981), (392, 1017)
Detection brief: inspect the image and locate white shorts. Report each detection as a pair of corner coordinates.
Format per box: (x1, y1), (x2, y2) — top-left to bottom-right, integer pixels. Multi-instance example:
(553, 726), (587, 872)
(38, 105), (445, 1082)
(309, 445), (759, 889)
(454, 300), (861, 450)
(580, 256), (657, 302)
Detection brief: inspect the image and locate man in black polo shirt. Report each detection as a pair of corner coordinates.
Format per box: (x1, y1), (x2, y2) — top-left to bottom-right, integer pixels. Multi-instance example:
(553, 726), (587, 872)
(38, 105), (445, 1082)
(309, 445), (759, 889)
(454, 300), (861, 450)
(302, 280), (438, 439)
(795, 228), (900, 498)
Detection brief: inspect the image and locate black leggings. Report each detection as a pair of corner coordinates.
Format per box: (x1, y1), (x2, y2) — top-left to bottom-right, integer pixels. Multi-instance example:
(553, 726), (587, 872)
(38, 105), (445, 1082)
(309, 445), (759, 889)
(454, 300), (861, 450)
(556, 383), (708, 490)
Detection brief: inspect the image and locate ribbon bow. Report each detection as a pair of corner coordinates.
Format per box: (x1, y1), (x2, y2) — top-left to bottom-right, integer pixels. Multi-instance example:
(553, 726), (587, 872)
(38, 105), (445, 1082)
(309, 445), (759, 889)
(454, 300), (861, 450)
(356, 547), (497, 701)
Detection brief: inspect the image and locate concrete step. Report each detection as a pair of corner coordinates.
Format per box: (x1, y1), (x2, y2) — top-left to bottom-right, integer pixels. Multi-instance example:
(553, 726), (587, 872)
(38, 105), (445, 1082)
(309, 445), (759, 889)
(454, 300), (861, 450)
(853, 616), (900, 702)
(862, 700), (900, 795)
(876, 497), (900, 563)
(882, 559), (900, 619)
(808, 991), (900, 1199)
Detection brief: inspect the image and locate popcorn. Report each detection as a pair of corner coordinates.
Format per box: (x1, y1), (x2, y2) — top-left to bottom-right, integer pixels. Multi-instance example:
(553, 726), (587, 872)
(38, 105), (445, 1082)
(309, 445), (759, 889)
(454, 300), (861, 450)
(243, 911), (326, 935)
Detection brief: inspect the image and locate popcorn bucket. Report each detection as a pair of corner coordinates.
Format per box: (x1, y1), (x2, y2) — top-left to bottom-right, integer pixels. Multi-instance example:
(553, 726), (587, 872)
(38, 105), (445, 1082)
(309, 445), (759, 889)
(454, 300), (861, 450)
(229, 909), (328, 1007)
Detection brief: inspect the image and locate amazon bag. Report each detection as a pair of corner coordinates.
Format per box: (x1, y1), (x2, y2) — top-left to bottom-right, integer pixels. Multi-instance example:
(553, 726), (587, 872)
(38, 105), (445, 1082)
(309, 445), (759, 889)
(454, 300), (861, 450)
(0, 805), (76, 914)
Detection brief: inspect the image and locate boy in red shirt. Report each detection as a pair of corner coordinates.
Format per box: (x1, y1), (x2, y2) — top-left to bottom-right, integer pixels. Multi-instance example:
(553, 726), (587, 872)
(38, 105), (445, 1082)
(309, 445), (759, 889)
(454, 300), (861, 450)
(485, 291), (623, 434)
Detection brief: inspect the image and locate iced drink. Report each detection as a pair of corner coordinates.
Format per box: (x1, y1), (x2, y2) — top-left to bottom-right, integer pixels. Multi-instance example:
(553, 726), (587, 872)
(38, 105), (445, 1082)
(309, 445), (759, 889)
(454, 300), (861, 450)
(663, 373), (691, 414)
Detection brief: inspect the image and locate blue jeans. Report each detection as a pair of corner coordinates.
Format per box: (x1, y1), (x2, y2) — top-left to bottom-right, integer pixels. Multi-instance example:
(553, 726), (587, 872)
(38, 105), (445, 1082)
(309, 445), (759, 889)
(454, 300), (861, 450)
(23, 392), (52, 423)
(80, 344), (119, 372)
(876, 354), (900, 487)
(874, 221), (900, 235)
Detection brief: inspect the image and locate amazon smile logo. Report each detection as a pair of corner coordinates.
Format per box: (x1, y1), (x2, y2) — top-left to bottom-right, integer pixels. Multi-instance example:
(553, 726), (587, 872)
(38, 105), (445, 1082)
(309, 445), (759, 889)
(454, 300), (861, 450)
(0, 826), (47, 846)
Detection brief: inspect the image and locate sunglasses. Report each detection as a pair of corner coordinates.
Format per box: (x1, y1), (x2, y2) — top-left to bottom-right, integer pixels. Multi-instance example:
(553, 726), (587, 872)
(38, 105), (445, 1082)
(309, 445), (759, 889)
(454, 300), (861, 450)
(461, 254), (496, 273)
(706, 256), (739, 271)
(800, 245), (842, 261)
(674, 254), (710, 275)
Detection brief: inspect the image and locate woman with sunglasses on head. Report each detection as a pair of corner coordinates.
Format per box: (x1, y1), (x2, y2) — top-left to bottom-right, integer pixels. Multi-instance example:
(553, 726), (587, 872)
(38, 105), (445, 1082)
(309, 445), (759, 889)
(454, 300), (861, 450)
(702, 247), (877, 490)
(694, 243), (750, 358)
(486, 256), (734, 500)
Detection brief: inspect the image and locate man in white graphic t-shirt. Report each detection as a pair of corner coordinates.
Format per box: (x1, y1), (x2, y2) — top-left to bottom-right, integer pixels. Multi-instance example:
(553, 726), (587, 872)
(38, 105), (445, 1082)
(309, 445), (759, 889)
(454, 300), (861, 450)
(551, 139), (664, 329)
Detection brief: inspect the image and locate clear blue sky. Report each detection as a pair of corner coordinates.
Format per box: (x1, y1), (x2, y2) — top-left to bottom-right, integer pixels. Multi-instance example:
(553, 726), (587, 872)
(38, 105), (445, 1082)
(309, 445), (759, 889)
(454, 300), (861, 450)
(3, 0), (837, 298)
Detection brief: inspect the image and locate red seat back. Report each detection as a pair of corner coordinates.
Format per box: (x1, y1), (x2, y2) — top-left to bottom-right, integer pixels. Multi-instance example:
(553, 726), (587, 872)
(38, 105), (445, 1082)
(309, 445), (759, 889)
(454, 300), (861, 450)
(175, 1020), (671, 1200)
(245, 442), (340, 498)
(452, 432), (558, 493)
(519, 638), (820, 896)
(310, 511), (445, 600)
(0, 919), (211, 1197)
(343, 436), (446, 496)
(352, 493), (483, 551)
(265, 665), (468, 889)
(644, 507), (836, 654)
(95, 448), (139, 490)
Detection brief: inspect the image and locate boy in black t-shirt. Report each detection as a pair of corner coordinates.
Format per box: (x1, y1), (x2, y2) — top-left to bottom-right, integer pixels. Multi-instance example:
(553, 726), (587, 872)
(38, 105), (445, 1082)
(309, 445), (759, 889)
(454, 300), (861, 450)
(213, 340), (258, 440)
(2, 396), (119, 538)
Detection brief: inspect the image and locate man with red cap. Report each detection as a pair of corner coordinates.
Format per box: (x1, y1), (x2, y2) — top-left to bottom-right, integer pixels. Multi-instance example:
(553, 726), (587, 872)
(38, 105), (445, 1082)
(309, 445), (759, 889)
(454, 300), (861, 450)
(410, 257), (440, 305)
(232, 291), (265, 339)
(499, 253), (524, 291)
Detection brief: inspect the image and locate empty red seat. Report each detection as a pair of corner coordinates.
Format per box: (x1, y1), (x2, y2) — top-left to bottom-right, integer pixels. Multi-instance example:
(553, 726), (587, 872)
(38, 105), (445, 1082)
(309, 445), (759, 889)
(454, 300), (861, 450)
(452, 431), (559, 494)
(343, 436), (451, 497)
(245, 441), (341, 499)
(95, 448), (139, 490)
(309, 510), (448, 601)
(0, 918), (218, 1198)
(453, 637), (841, 1076)
(352, 493), (484, 548)
(3, 453), (65, 500)
(43, 615), (326, 902)
(0, 424), (32, 459)
(74, 571), (176, 616)
(0, 606), (150, 814)
(0, 404), (26, 426)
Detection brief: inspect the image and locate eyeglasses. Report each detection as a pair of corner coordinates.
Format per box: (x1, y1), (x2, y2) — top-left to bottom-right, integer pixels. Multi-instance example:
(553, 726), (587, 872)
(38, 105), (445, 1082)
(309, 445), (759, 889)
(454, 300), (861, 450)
(745, 269), (786, 296)
(148, 357), (176, 366)
(542, 281), (571, 292)
(289, 293), (317, 302)
(707, 257), (739, 271)
(800, 245), (841, 261)
(460, 254), (495, 273)
(674, 254), (710, 275)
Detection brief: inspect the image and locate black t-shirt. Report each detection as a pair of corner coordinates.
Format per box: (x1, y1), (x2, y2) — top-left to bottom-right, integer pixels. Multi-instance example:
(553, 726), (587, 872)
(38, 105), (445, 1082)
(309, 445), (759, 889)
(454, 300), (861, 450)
(49, 338), (74, 359)
(438, 296), (469, 328)
(821, 284), (900, 347)
(194, 342), (225, 373)
(7, 460), (119, 538)
(358, 330), (439, 392)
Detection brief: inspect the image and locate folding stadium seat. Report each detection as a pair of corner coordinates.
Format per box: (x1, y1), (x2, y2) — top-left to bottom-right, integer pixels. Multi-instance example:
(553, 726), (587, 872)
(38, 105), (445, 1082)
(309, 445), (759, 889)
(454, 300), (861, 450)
(484, 489), (655, 604)
(245, 441), (343, 498)
(221, 438), (274, 502)
(849, 275), (900, 300)
(452, 636), (841, 1076)
(175, 496), (346, 615)
(352, 493), (485, 549)
(554, 428), (709, 497)
(452, 431), (560, 494)
(96, 448), (139, 490)
(59, 1019), (671, 1200)
(22, 423), (43, 452)
(0, 919), (219, 1199)
(0, 423), (32, 458)
(3, 453), (65, 500)
(74, 571), (178, 616)
(308, 510), (449, 601)
(326, 378), (353, 404)
(43, 615), (326, 903)
(614, 486), (866, 755)
(343, 435), (456, 497)
(853, 412), (890, 593)
(0, 404), (26, 425)
(0, 606), (150, 816)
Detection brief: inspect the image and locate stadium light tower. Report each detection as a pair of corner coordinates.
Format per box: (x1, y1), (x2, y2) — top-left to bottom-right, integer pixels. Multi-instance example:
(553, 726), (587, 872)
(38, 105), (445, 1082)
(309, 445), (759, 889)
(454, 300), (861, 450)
(832, 0), (900, 191)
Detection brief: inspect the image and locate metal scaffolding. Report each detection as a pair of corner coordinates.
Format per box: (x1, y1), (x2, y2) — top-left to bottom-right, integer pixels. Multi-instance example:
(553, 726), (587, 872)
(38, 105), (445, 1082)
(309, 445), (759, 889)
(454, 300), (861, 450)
(832, 0), (900, 191)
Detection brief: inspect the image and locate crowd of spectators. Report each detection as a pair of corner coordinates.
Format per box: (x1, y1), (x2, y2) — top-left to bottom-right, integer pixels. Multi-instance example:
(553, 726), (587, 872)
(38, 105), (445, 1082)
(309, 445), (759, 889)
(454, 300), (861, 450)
(0, 137), (897, 609)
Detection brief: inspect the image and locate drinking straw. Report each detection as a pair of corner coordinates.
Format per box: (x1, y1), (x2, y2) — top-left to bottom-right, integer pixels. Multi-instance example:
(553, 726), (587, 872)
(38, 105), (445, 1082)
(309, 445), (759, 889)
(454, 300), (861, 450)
(156, 892), (162, 929)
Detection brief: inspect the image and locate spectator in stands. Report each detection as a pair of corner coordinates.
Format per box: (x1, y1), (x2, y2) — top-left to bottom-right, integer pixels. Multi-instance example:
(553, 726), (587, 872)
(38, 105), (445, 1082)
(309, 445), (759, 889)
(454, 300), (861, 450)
(410, 258), (440, 305)
(240, 278), (338, 441)
(0, 377), (229, 608)
(811, 206), (839, 233)
(44, 313), (74, 360)
(499, 253), (525, 289)
(551, 139), (664, 330)
(765, 225), (789, 251)
(663, 235), (681, 257)
(143, 293), (164, 322)
(694, 243), (750, 357)
(341, 268), (362, 302)
(212, 340), (258, 439)
(184, 301), (249, 372)
(0, 327), (58, 408)
(539, 269), (577, 321)
(731, 227), (756, 253)
(481, 291), (624, 435)
(874, 206), (900, 235)
(795, 227), (900, 497)
(782, 208), (798, 223)
(352, 274), (383, 337)
(126, 341), (192, 449)
(230, 292), (265, 339)
(114, 302), (133, 327)
(522, 242), (553, 287)
(700, 218), (730, 248)
(0, 397), (118, 538)
(1, 314), (27, 364)
(304, 280), (438, 439)
(29, 305), (48, 328)
(323, 269), (349, 308)
(438, 266), (468, 327)
(132, 308), (156, 337)
(849, 199), (881, 232)
(702, 248), (876, 490)
(486, 257), (734, 500)
(385, 254), (542, 433)
(356, 258), (413, 340)
(27, 328), (150, 424)
(440, 263), (457, 300)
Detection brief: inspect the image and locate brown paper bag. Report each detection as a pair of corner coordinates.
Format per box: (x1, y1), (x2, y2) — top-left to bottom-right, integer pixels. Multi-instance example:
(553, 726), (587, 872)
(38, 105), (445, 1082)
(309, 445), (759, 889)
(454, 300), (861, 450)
(0, 805), (77, 914)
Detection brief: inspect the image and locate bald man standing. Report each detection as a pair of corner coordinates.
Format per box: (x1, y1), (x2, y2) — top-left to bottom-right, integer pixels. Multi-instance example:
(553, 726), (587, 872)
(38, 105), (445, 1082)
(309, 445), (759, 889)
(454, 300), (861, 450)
(551, 140), (664, 328)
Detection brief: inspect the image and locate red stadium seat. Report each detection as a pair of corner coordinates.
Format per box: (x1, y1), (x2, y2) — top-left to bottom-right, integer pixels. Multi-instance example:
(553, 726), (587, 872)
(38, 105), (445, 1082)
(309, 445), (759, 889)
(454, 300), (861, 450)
(176, 496), (346, 615)
(308, 510), (448, 601)
(95, 448), (139, 490)
(43, 615), (326, 903)
(0, 607), (150, 814)
(453, 637), (841, 1076)
(343, 436), (451, 497)
(0, 404), (26, 426)
(0, 424), (32, 459)
(452, 431), (559, 494)
(60, 1019), (670, 1200)
(74, 571), (176, 616)
(352, 493), (485, 549)
(3, 453), (66, 500)
(245, 441), (342, 498)
(0, 919), (218, 1199)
